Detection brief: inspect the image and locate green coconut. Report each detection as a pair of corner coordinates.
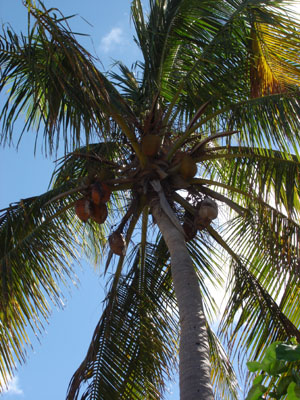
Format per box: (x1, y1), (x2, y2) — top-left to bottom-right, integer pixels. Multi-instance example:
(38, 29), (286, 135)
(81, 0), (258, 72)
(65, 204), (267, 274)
(179, 155), (197, 180)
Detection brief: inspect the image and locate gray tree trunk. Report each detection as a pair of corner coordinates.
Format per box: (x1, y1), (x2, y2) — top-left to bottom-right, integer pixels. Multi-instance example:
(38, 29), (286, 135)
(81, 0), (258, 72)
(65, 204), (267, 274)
(151, 201), (214, 400)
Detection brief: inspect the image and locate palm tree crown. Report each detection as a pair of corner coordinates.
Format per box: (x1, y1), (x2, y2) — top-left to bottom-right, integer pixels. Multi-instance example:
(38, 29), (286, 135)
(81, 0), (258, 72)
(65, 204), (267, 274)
(1, 0), (300, 399)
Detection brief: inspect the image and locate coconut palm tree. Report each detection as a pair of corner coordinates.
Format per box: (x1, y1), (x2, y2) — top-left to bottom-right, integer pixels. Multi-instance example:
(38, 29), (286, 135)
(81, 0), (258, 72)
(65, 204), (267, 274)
(1, 0), (300, 399)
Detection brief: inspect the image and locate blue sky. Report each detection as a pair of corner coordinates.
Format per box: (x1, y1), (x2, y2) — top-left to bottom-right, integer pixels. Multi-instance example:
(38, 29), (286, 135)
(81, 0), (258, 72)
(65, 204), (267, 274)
(0, 1), (179, 399)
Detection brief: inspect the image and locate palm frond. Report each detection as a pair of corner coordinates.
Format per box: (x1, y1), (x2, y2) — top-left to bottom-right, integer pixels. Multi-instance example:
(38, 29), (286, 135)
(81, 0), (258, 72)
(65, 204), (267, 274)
(0, 2), (137, 155)
(227, 94), (300, 155)
(0, 174), (125, 387)
(207, 325), (239, 400)
(50, 142), (123, 188)
(187, 237), (224, 323)
(248, 4), (300, 97)
(200, 146), (300, 215)
(208, 227), (300, 381)
(0, 188), (78, 388)
(67, 241), (178, 400)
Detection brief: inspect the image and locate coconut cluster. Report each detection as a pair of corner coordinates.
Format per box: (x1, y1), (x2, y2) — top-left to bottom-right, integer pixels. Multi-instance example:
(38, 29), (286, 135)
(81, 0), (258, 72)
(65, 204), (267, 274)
(74, 181), (111, 224)
(140, 134), (198, 183)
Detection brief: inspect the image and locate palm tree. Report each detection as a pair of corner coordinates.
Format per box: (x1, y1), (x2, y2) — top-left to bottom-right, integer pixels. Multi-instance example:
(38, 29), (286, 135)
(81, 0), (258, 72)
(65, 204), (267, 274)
(1, 0), (300, 398)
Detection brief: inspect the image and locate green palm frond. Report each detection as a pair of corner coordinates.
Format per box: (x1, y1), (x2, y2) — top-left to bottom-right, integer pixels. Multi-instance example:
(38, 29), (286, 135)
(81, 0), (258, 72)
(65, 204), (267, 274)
(227, 207), (300, 279)
(207, 326), (239, 400)
(156, 1), (300, 144)
(51, 142), (123, 188)
(110, 62), (143, 108)
(200, 146), (300, 215)
(0, 188), (78, 388)
(0, 2), (137, 154)
(221, 257), (300, 367)
(0, 178), (123, 387)
(187, 237), (224, 322)
(227, 94), (300, 154)
(208, 227), (300, 376)
(67, 241), (178, 400)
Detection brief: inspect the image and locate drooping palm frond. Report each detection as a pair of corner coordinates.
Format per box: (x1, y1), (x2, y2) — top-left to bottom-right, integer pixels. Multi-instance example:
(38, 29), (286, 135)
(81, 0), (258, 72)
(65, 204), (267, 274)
(0, 187), (78, 388)
(187, 235), (240, 399)
(0, 172), (126, 388)
(207, 325), (239, 400)
(227, 94), (300, 154)
(208, 226), (300, 379)
(228, 207), (300, 278)
(222, 258), (300, 366)
(67, 241), (179, 400)
(0, 2), (140, 156)
(186, 236), (224, 322)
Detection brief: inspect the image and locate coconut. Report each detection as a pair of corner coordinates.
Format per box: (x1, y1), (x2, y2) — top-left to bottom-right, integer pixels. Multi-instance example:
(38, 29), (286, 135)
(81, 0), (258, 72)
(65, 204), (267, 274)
(198, 199), (218, 220)
(109, 232), (126, 256)
(90, 203), (108, 224)
(141, 134), (161, 157)
(172, 150), (185, 165)
(75, 198), (91, 222)
(195, 198), (218, 230)
(179, 155), (197, 180)
(91, 182), (111, 205)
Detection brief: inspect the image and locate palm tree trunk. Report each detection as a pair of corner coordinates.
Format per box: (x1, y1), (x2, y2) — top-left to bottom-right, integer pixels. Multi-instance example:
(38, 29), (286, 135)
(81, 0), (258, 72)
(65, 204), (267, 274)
(151, 201), (214, 400)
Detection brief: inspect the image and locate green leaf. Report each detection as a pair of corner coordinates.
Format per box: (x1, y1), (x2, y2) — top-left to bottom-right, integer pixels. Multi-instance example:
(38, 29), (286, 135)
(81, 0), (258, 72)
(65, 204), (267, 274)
(247, 361), (263, 373)
(252, 375), (265, 385)
(277, 376), (295, 397)
(245, 383), (267, 400)
(287, 382), (300, 399)
(276, 344), (300, 362)
(269, 360), (289, 376)
(255, 342), (285, 375)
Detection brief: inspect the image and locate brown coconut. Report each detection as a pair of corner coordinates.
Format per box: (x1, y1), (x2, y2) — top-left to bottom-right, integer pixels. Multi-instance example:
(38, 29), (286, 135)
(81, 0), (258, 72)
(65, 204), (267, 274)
(90, 203), (108, 224)
(198, 199), (218, 220)
(141, 134), (161, 157)
(91, 182), (111, 205)
(75, 198), (91, 222)
(195, 199), (218, 230)
(179, 155), (197, 180)
(109, 232), (126, 256)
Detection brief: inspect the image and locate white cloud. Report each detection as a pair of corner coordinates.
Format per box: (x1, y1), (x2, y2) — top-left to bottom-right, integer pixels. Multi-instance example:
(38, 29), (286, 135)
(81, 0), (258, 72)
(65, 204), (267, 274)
(2, 376), (23, 396)
(100, 27), (123, 53)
